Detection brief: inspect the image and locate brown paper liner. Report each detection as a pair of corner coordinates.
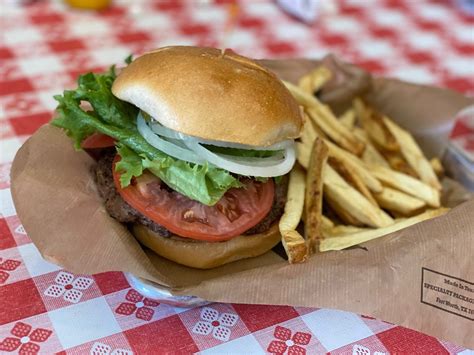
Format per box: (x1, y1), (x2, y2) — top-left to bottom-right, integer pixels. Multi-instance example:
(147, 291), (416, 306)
(10, 59), (474, 348)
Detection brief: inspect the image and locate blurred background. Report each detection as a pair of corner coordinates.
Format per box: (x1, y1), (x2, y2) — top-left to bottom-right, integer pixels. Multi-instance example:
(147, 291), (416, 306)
(1, 0), (473, 163)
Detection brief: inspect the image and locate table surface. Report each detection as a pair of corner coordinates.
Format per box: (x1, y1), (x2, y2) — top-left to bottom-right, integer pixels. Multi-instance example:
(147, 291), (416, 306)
(1, 0), (473, 354)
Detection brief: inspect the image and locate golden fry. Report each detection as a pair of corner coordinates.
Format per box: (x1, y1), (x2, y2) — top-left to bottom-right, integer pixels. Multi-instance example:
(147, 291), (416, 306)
(363, 143), (390, 168)
(321, 215), (334, 230)
(381, 150), (417, 177)
(352, 127), (368, 142)
(430, 157), (444, 178)
(296, 119), (328, 169)
(323, 225), (367, 238)
(353, 127), (390, 168)
(300, 113), (318, 145)
(374, 187), (426, 216)
(296, 142), (311, 169)
(325, 139), (383, 193)
(371, 166), (440, 208)
(298, 75), (313, 93)
(298, 65), (332, 94)
(279, 164), (308, 263)
(305, 138), (328, 253)
(383, 117), (441, 190)
(284, 81), (365, 155)
(339, 109), (356, 130)
(323, 164), (394, 228)
(281, 230), (308, 263)
(328, 156), (377, 206)
(307, 106), (365, 155)
(353, 98), (399, 151)
(320, 208), (449, 251)
(324, 192), (365, 227)
(325, 194), (365, 226)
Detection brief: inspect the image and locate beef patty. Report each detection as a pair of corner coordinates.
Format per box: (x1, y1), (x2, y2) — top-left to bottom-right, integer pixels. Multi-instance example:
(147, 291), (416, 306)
(93, 150), (288, 238)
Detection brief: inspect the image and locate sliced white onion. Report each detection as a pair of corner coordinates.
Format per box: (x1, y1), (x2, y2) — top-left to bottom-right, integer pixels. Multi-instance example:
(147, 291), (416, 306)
(217, 152), (286, 167)
(163, 137), (189, 149)
(189, 136), (293, 151)
(137, 115), (205, 165)
(183, 139), (296, 177)
(144, 111), (292, 151)
(147, 119), (184, 141)
(139, 111), (296, 177)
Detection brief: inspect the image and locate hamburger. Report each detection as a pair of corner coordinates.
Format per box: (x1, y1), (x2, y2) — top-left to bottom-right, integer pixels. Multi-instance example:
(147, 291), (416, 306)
(53, 46), (303, 269)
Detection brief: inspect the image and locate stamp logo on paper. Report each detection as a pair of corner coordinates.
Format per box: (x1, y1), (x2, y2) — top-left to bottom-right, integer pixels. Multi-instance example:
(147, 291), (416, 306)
(421, 267), (473, 320)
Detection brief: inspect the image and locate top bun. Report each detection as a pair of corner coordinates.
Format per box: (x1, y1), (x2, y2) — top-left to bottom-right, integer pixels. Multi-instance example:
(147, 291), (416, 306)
(112, 46), (302, 146)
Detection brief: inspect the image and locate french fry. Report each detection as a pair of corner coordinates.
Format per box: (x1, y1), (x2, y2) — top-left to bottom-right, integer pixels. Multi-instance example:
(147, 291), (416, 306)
(281, 230), (308, 263)
(279, 164), (308, 263)
(371, 166), (440, 208)
(298, 75), (313, 93)
(306, 107), (346, 143)
(325, 194), (365, 226)
(363, 143), (391, 168)
(323, 164), (394, 228)
(296, 117), (328, 169)
(339, 109), (356, 130)
(298, 65), (332, 94)
(284, 80), (322, 107)
(352, 127), (368, 142)
(328, 156), (377, 206)
(324, 139), (383, 193)
(430, 157), (444, 178)
(374, 187), (426, 216)
(297, 131), (380, 206)
(353, 127), (390, 168)
(296, 141), (311, 169)
(284, 81), (365, 155)
(310, 66), (332, 92)
(321, 215), (334, 230)
(305, 138), (328, 253)
(310, 115), (329, 139)
(300, 113), (318, 145)
(323, 225), (367, 238)
(383, 117), (441, 190)
(279, 165), (306, 231)
(282, 68), (447, 262)
(319, 208), (449, 251)
(352, 116), (406, 172)
(353, 98), (399, 151)
(381, 150), (417, 177)
(307, 106), (365, 156)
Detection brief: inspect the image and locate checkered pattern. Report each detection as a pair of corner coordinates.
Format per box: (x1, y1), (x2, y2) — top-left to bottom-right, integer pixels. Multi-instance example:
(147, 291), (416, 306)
(450, 106), (474, 161)
(1, 0), (473, 353)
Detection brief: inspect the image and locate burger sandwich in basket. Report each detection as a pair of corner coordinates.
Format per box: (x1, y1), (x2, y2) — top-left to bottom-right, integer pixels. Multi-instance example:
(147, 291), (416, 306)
(52, 46), (303, 269)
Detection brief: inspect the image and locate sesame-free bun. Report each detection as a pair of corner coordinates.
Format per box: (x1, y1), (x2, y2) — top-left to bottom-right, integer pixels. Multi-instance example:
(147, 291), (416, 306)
(112, 46), (302, 147)
(132, 222), (281, 269)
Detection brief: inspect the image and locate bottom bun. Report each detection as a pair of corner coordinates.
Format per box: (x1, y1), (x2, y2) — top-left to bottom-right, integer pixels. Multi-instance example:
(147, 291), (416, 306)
(131, 223), (281, 269)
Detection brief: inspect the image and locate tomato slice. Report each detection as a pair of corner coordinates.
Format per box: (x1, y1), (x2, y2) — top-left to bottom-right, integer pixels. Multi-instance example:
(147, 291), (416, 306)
(112, 155), (275, 241)
(81, 133), (116, 149)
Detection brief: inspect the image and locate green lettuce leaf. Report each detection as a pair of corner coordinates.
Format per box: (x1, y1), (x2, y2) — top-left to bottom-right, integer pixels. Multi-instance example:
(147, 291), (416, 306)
(51, 65), (242, 206)
(116, 145), (241, 205)
(142, 156), (241, 205)
(115, 144), (143, 187)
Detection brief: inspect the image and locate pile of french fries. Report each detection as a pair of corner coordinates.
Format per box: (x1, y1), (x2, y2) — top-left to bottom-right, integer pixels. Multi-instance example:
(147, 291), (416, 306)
(279, 66), (448, 263)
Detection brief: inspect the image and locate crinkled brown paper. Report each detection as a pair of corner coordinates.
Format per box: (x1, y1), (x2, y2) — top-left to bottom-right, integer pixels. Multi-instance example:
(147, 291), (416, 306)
(10, 58), (474, 348)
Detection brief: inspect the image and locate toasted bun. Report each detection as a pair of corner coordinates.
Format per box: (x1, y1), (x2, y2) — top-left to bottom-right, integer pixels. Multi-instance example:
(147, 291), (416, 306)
(132, 222), (281, 269)
(112, 46), (302, 146)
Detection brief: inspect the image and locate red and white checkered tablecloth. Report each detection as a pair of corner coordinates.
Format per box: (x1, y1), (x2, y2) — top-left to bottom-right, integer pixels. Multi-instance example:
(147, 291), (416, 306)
(0, 0), (473, 354)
